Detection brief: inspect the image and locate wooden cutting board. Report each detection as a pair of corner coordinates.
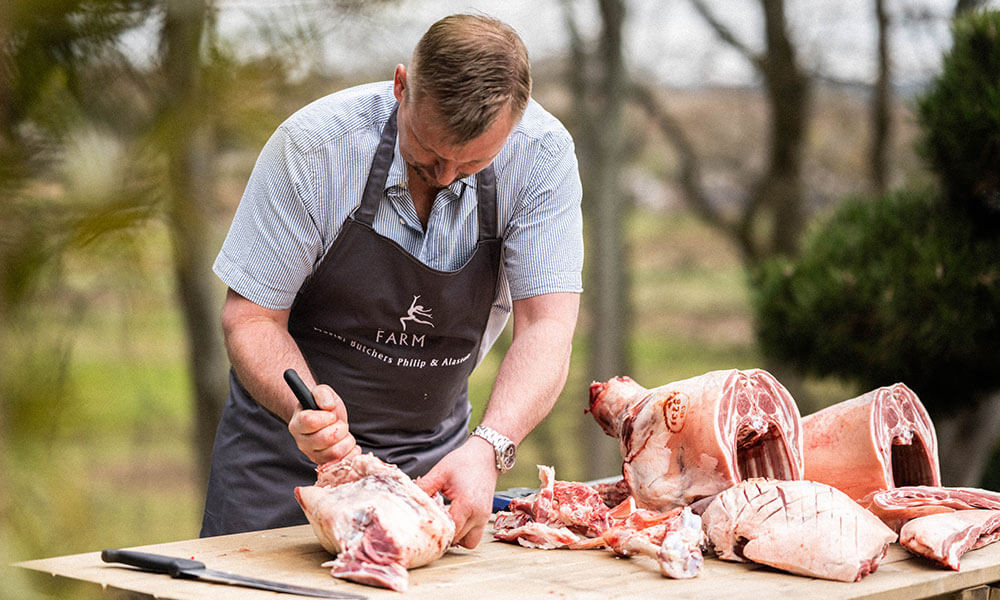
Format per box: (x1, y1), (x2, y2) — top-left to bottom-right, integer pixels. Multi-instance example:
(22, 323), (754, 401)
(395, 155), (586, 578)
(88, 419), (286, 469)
(15, 524), (1000, 599)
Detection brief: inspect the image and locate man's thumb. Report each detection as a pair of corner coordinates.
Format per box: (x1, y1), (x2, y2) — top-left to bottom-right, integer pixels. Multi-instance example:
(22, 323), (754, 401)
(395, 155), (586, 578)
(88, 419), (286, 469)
(313, 385), (347, 420)
(415, 468), (444, 497)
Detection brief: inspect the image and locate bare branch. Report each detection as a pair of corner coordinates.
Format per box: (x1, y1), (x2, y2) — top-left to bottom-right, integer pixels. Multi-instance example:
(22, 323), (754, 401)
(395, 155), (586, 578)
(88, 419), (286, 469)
(688, 0), (764, 70)
(629, 81), (734, 235)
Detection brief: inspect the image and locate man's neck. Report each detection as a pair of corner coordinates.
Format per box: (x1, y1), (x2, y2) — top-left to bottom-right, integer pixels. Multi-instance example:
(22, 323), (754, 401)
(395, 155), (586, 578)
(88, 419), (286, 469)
(407, 165), (440, 228)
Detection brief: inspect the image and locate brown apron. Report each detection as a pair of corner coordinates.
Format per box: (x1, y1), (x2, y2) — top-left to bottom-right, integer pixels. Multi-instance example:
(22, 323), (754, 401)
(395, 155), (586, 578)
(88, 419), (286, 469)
(201, 106), (501, 536)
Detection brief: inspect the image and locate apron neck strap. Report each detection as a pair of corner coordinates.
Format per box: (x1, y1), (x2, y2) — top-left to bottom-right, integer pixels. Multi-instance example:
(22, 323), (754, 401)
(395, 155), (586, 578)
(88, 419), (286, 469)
(355, 105), (399, 225)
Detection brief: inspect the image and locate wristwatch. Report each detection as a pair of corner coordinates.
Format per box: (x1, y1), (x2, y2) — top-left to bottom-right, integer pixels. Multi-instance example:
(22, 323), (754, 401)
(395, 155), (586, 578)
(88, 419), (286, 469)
(471, 425), (516, 473)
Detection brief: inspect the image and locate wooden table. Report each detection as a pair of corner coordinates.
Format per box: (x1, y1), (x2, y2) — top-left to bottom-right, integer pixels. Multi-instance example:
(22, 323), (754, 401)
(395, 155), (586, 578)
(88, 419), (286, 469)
(15, 525), (1000, 599)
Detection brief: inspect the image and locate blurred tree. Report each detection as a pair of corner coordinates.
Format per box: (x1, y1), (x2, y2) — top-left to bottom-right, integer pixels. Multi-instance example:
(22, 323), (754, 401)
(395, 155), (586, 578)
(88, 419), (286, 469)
(1, 0), (399, 492)
(916, 8), (1000, 230)
(158, 0), (229, 486)
(633, 0), (810, 264)
(753, 11), (1000, 486)
(870, 0), (891, 194)
(956, 0), (991, 15)
(561, 0), (633, 479)
(628, 0), (814, 405)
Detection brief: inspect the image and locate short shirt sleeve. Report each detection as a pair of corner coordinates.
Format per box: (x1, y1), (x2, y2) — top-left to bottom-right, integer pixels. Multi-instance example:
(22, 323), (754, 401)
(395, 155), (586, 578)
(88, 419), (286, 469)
(501, 130), (584, 301)
(213, 124), (323, 310)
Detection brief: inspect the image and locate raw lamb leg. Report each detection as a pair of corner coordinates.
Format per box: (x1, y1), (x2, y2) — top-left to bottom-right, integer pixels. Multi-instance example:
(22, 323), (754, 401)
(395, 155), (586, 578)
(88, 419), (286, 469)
(589, 369), (803, 511)
(802, 383), (940, 501)
(900, 510), (1000, 570)
(701, 479), (897, 582)
(861, 485), (1000, 531)
(294, 453), (455, 592)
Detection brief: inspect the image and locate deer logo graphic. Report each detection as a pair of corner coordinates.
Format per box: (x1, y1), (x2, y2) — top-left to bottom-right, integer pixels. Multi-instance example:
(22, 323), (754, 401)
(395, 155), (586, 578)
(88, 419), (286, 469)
(400, 295), (434, 331)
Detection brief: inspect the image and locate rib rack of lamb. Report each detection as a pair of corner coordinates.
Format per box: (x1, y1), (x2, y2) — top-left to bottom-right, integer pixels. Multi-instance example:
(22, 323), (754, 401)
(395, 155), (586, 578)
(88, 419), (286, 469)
(294, 453), (455, 592)
(589, 369), (804, 511)
(802, 383), (940, 501)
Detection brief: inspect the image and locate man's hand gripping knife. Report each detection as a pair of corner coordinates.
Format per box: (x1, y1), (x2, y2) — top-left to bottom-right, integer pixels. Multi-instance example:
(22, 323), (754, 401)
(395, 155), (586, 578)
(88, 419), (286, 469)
(286, 371), (361, 466)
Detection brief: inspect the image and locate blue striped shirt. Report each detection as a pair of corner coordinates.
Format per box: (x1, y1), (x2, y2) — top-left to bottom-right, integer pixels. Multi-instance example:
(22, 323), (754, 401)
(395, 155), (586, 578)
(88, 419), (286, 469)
(214, 81), (583, 363)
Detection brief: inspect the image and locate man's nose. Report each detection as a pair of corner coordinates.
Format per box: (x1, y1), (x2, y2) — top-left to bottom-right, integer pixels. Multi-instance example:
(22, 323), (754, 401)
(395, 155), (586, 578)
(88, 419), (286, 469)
(434, 160), (459, 185)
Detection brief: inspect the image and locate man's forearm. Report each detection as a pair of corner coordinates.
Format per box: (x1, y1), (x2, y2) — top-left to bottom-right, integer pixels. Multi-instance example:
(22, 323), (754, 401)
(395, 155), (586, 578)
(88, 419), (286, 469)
(221, 290), (312, 423)
(480, 293), (579, 444)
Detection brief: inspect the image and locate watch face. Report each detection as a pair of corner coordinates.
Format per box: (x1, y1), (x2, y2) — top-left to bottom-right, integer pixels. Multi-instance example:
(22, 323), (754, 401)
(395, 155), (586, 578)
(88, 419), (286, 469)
(500, 445), (516, 470)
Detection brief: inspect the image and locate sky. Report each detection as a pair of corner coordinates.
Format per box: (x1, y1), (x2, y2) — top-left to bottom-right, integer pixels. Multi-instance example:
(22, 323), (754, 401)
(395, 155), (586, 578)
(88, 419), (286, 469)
(121, 0), (1000, 89)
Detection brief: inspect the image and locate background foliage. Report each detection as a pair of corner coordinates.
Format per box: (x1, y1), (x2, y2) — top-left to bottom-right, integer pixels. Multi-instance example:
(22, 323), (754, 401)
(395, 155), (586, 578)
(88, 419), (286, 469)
(754, 188), (1000, 416)
(3, 2), (999, 599)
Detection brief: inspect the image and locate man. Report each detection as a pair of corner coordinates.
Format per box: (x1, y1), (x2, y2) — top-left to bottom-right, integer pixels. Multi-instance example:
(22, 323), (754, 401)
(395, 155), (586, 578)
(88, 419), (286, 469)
(201, 14), (583, 550)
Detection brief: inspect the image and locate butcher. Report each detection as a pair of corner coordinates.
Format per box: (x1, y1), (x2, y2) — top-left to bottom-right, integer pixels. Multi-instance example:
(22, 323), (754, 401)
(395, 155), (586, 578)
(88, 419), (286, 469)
(199, 13), (584, 551)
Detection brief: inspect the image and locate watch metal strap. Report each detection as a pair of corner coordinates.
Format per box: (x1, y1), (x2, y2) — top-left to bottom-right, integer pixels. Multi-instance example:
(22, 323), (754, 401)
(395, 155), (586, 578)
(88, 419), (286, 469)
(471, 425), (513, 470)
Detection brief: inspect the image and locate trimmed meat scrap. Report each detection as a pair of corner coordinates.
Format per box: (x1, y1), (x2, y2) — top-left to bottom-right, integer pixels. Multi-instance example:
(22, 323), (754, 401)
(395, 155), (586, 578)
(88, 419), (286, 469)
(493, 465), (611, 548)
(294, 453), (454, 592)
(803, 383), (940, 501)
(861, 485), (1000, 532)
(493, 466), (704, 579)
(577, 506), (705, 579)
(900, 510), (1000, 570)
(589, 369), (803, 511)
(701, 479), (897, 582)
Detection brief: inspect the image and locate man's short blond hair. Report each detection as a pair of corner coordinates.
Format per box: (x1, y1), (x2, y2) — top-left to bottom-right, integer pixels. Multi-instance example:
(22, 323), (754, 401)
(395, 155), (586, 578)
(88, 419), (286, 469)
(407, 14), (532, 145)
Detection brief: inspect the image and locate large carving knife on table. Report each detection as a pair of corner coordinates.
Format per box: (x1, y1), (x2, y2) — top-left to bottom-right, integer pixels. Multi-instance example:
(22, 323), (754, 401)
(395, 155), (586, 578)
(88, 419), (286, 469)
(101, 549), (366, 599)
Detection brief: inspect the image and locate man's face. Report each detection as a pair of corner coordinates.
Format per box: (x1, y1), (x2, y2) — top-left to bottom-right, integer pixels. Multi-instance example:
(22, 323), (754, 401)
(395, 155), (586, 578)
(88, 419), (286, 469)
(394, 67), (516, 189)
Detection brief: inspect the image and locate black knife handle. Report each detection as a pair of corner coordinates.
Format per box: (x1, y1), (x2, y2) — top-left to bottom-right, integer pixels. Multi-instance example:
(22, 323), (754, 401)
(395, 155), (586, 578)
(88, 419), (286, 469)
(283, 369), (319, 411)
(102, 549), (204, 578)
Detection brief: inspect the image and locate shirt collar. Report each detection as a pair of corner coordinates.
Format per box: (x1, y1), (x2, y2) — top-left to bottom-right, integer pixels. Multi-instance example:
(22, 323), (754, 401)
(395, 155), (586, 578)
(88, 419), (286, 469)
(387, 137), (478, 196)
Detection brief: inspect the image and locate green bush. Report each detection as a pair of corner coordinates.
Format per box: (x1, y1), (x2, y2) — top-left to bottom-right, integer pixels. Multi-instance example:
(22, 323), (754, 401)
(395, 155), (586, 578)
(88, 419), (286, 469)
(917, 10), (1000, 228)
(753, 188), (1000, 417)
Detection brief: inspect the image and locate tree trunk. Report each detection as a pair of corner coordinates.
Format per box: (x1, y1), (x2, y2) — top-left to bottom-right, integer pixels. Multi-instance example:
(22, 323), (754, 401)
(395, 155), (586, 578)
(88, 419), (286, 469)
(563, 0), (631, 480)
(161, 0), (228, 491)
(870, 0), (891, 194)
(751, 0), (810, 260)
(935, 391), (1000, 487)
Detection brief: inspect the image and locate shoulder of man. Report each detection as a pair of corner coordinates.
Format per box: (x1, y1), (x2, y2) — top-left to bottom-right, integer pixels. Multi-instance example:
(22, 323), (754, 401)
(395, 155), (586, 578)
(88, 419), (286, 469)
(277, 81), (396, 152)
(509, 98), (574, 154)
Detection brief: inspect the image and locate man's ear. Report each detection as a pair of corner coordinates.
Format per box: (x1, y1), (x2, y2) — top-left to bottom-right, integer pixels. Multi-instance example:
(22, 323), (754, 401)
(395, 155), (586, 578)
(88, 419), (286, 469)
(393, 64), (407, 102)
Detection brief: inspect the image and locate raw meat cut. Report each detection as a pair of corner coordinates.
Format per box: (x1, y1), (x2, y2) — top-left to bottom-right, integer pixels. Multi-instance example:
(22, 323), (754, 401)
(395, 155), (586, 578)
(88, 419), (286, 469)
(575, 505), (705, 579)
(294, 453), (455, 592)
(589, 369), (803, 511)
(701, 479), (897, 582)
(802, 383), (940, 501)
(899, 510), (1000, 570)
(493, 465), (611, 549)
(493, 466), (703, 579)
(861, 485), (1000, 532)
(592, 477), (631, 508)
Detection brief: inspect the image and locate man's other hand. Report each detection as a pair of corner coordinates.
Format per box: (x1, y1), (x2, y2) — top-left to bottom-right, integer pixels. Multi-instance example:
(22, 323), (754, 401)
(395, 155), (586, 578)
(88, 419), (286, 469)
(415, 437), (498, 549)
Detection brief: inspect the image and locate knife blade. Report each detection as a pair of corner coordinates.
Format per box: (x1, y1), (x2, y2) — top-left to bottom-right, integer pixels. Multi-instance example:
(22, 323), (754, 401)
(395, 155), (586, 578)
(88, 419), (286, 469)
(101, 549), (366, 599)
